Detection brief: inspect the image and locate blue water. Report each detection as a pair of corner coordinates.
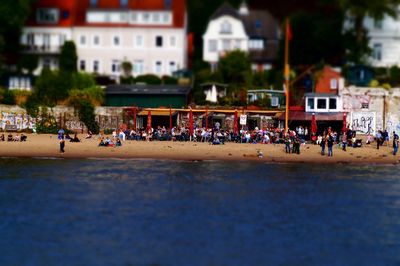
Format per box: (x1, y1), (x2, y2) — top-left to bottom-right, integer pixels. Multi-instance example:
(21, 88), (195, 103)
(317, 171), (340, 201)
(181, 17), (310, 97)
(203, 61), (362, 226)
(0, 159), (399, 266)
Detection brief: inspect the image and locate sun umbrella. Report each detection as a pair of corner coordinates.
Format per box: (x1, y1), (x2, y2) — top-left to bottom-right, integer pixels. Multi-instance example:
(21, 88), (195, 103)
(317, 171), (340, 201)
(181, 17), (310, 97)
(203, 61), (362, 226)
(233, 109), (238, 134)
(205, 106), (209, 130)
(169, 107), (172, 133)
(147, 110), (152, 130)
(342, 112), (347, 133)
(311, 113), (317, 134)
(189, 108), (194, 137)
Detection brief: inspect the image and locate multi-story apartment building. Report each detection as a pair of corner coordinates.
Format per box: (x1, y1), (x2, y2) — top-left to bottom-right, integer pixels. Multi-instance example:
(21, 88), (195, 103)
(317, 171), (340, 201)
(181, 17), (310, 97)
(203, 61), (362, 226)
(20, 0), (187, 79)
(203, 2), (280, 72)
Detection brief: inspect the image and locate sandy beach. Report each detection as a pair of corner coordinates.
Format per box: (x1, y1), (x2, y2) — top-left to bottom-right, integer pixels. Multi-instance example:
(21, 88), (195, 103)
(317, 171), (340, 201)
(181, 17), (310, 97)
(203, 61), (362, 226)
(0, 133), (399, 164)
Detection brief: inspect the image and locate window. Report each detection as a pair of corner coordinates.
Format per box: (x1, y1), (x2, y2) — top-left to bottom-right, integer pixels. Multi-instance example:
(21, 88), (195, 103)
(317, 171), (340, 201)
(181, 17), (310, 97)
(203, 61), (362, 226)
(220, 21), (232, 34)
(222, 39), (231, 51)
(27, 33), (35, 46)
(134, 60), (144, 75)
(43, 58), (51, 69)
(317, 99), (327, 109)
(162, 13), (170, 23)
(362, 103), (369, 109)
(113, 36), (120, 46)
(90, 0), (98, 7)
(111, 60), (121, 73)
(43, 34), (51, 50)
(271, 97), (279, 107)
(143, 13), (150, 22)
(80, 35), (86, 45)
(164, 0), (172, 9)
(135, 35), (143, 47)
(307, 98), (314, 110)
(120, 0), (128, 7)
(80, 60), (86, 71)
(59, 34), (66, 46)
(329, 98), (337, 110)
(373, 43), (382, 61)
(155, 61), (162, 74)
(330, 79), (338, 89)
(155, 36), (163, 47)
(208, 40), (217, 52)
(234, 40), (241, 49)
(153, 13), (160, 22)
(37, 8), (59, 24)
(62, 10), (70, 20)
(255, 20), (262, 29)
(93, 35), (100, 46)
(93, 60), (99, 73)
(374, 19), (383, 29)
(170, 36), (176, 47)
(169, 61), (177, 74)
(249, 39), (264, 50)
(131, 13), (137, 22)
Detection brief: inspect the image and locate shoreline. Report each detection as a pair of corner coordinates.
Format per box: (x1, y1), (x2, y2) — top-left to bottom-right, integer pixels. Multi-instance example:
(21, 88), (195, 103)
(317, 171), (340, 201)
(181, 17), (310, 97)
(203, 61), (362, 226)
(0, 134), (399, 165)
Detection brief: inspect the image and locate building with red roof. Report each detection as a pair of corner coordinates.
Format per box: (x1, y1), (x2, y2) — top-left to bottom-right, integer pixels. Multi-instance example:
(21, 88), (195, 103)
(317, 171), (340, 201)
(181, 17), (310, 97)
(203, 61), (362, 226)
(21, 0), (188, 80)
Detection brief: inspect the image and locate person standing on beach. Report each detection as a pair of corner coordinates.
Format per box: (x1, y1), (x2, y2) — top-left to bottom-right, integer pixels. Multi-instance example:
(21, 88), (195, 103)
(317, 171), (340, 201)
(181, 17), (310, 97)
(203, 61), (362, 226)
(376, 130), (382, 149)
(320, 134), (326, 155)
(393, 131), (399, 155)
(60, 136), (65, 154)
(327, 133), (334, 157)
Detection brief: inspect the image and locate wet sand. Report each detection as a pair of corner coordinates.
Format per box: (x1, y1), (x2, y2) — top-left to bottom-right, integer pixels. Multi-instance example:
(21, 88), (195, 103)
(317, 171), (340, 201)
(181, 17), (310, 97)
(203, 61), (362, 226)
(0, 134), (399, 164)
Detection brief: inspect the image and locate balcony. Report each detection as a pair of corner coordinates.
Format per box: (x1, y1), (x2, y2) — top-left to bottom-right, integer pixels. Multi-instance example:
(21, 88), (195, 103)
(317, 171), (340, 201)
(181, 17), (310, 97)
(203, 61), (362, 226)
(22, 45), (61, 54)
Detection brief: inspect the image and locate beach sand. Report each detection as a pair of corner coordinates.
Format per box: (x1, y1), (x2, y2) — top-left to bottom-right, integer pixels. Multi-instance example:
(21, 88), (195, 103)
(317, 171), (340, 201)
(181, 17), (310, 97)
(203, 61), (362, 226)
(0, 133), (399, 164)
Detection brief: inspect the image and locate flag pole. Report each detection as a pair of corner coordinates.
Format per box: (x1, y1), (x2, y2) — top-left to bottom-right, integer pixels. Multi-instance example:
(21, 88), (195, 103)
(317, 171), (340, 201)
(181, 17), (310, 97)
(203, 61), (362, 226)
(284, 17), (290, 133)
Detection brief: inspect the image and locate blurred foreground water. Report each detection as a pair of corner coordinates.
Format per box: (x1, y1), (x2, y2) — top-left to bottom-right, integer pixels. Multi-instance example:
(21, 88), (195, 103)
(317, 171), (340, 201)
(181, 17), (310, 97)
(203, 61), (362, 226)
(0, 158), (399, 265)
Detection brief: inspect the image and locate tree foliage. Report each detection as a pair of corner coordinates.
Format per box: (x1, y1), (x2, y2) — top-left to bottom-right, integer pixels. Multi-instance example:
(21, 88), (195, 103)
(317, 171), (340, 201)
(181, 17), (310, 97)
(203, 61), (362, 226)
(135, 74), (162, 85)
(76, 99), (100, 134)
(59, 41), (78, 73)
(218, 50), (251, 85)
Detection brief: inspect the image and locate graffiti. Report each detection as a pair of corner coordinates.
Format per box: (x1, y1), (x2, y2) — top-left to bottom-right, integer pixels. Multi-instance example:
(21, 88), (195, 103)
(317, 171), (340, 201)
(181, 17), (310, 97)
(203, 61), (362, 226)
(351, 112), (375, 134)
(0, 112), (36, 130)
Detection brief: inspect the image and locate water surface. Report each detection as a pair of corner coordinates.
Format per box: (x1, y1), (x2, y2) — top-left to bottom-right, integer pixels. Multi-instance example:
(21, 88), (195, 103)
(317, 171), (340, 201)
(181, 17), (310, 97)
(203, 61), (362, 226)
(0, 159), (399, 265)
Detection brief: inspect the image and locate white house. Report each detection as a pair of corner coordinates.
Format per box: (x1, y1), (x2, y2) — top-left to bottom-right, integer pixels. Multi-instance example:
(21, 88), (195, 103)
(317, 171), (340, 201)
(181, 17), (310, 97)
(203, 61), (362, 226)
(345, 7), (400, 67)
(20, 0), (188, 80)
(203, 2), (280, 72)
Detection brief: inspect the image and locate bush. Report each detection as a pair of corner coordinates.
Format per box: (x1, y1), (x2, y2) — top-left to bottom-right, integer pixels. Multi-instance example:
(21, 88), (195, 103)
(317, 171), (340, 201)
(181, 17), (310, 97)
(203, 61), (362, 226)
(76, 99), (99, 134)
(68, 86), (104, 106)
(162, 75), (178, 85)
(35, 108), (59, 134)
(135, 74), (161, 85)
(13, 90), (32, 106)
(1, 89), (16, 105)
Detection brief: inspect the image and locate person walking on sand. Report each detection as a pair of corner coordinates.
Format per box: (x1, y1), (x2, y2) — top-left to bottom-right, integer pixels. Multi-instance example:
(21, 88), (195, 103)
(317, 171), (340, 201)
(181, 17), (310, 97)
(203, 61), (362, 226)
(393, 131), (399, 156)
(59, 136), (65, 154)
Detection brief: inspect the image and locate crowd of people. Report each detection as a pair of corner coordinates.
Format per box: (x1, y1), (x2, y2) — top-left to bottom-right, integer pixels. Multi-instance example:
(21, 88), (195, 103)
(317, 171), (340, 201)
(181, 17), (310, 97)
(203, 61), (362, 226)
(0, 133), (27, 142)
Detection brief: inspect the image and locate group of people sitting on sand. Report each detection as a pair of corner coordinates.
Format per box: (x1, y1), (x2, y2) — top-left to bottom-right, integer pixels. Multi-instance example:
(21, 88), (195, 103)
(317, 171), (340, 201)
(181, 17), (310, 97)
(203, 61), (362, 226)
(0, 133), (27, 142)
(98, 136), (122, 147)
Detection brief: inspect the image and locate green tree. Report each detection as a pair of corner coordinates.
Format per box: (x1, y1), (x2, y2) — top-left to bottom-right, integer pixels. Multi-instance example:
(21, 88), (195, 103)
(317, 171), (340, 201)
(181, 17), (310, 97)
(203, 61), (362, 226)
(218, 50), (251, 85)
(0, 0), (35, 73)
(76, 99), (99, 134)
(17, 54), (38, 74)
(59, 41), (78, 73)
(34, 68), (58, 106)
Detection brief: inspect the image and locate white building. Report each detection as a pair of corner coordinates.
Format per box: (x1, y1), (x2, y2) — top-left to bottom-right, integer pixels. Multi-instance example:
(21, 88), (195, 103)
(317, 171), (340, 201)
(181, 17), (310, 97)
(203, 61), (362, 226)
(20, 0), (188, 80)
(203, 2), (280, 72)
(345, 8), (400, 67)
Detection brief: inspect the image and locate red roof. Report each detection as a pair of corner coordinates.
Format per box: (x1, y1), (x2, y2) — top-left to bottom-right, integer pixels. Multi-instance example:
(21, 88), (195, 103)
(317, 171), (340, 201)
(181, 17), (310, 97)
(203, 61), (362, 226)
(26, 0), (186, 28)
